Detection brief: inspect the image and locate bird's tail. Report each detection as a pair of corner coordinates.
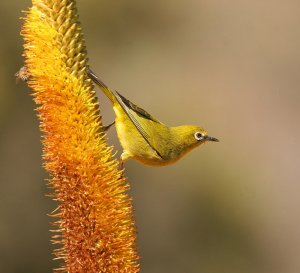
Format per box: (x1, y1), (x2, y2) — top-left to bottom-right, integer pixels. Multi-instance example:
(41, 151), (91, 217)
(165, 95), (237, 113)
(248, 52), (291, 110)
(88, 69), (116, 104)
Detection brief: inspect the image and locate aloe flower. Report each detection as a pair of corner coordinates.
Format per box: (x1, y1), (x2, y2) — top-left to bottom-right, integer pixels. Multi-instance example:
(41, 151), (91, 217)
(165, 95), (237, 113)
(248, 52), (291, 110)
(21, 0), (139, 272)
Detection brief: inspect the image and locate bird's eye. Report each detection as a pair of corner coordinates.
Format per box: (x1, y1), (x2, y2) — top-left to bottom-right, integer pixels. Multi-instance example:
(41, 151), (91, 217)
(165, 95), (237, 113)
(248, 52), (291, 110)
(194, 132), (203, 141)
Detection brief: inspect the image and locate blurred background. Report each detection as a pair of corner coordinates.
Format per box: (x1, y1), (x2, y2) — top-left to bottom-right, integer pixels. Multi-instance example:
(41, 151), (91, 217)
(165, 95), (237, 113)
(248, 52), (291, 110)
(1, 0), (300, 272)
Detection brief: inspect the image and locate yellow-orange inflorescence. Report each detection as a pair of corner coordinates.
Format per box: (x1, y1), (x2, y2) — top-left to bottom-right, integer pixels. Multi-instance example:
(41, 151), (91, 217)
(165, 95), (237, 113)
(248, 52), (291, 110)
(21, 1), (139, 272)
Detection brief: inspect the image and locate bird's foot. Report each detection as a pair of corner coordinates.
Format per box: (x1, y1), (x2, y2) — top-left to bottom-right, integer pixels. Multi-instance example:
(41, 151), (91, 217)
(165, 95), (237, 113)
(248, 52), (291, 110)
(102, 121), (115, 131)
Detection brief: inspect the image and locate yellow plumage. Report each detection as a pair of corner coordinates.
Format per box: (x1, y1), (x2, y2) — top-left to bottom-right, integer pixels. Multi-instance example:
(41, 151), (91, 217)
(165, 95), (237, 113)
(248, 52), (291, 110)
(89, 70), (218, 166)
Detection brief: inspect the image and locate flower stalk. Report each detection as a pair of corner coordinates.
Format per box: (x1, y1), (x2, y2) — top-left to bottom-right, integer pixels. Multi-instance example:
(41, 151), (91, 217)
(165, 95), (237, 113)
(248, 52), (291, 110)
(21, 0), (139, 272)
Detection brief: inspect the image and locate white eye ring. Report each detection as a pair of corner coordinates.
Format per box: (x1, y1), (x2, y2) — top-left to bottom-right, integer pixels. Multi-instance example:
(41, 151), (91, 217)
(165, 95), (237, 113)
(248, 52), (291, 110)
(194, 132), (203, 141)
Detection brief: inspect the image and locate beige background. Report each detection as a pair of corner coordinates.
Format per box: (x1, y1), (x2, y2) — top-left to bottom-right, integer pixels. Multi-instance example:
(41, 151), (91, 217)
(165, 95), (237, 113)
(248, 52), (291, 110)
(1, 0), (299, 272)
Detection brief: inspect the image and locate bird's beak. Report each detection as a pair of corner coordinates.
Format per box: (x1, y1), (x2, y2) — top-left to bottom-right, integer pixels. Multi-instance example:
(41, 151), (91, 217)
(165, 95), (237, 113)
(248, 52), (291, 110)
(204, 135), (219, 142)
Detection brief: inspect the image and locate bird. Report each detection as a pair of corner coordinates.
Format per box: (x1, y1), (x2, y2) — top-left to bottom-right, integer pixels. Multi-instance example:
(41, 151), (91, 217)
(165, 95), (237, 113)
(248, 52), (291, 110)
(88, 69), (218, 166)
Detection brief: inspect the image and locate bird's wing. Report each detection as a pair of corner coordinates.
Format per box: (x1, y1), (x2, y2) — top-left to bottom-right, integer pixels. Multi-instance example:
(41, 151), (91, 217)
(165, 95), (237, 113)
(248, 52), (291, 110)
(116, 91), (162, 124)
(114, 91), (165, 159)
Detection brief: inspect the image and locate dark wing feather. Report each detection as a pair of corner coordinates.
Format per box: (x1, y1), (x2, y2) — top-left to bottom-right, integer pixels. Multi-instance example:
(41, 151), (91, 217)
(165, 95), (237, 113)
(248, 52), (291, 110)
(116, 91), (162, 124)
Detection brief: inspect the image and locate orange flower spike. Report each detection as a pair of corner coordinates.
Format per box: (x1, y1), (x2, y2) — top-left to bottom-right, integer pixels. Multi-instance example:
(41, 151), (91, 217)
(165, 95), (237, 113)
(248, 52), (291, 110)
(21, 0), (139, 272)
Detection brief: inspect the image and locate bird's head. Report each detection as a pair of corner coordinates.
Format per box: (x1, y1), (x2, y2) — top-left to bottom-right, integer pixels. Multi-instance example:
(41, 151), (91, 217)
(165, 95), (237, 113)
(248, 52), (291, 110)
(171, 125), (219, 157)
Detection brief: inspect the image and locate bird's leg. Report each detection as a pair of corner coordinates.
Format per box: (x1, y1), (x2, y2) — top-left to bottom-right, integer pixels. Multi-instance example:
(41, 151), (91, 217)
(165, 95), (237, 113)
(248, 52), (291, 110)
(118, 151), (132, 171)
(114, 158), (125, 180)
(118, 158), (124, 170)
(102, 121), (115, 131)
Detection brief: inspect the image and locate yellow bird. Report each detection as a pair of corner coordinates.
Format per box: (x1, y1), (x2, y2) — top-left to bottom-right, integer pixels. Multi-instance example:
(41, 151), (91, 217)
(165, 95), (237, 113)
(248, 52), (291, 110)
(88, 69), (218, 166)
